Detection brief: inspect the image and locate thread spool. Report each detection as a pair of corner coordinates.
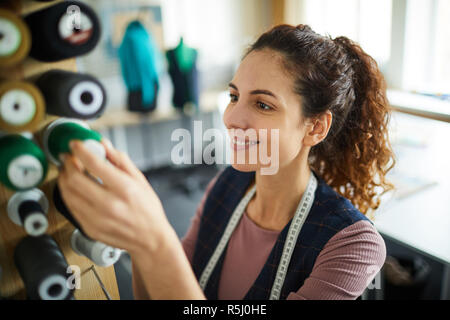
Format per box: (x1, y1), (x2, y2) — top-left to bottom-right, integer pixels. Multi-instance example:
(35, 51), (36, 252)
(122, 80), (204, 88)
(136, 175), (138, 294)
(54, 184), (122, 266)
(24, 1), (100, 62)
(0, 9), (31, 67)
(71, 229), (121, 267)
(14, 235), (73, 300)
(0, 81), (45, 133)
(53, 182), (85, 236)
(7, 188), (49, 237)
(35, 70), (106, 119)
(42, 118), (105, 166)
(0, 134), (48, 191)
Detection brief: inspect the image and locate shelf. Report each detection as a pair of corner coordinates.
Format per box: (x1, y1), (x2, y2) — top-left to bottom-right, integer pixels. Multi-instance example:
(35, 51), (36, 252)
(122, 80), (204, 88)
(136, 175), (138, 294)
(88, 90), (222, 131)
(387, 89), (450, 123)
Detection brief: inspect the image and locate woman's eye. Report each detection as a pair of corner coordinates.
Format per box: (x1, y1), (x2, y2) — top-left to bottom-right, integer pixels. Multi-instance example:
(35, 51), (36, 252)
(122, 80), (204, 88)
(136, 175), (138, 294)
(257, 102), (272, 111)
(229, 93), (238, 102)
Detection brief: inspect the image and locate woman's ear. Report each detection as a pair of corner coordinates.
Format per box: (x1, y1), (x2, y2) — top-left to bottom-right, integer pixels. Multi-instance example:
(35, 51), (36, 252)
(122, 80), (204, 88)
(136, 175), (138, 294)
(303, 111), (332, 147)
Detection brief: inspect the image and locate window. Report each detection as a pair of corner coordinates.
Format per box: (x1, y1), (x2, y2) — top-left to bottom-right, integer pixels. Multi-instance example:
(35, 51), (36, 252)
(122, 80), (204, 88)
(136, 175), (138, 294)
(298, 0), (450, 94)
(300, 0), (392, 68)
(403, 0), (450, 93)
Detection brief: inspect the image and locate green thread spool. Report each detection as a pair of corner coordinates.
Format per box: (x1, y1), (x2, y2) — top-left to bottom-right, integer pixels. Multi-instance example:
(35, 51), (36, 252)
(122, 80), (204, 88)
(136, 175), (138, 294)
(43, 118), (105, 166)
(0, 135), (48, 191)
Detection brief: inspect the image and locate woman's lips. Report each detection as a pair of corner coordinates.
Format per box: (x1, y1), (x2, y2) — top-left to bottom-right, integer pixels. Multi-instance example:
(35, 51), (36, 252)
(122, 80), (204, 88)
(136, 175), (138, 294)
(230, 137), (259, 151)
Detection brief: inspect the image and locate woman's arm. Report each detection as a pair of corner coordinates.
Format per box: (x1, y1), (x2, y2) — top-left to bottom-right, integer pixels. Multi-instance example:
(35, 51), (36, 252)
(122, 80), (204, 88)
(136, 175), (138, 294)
(131, 229), (206, 300)
(181, 173), (220, 263)
(131, 232), (206, 300)
(131, 257), (151, 300)
(287, 220), (386, 300)
(58, 139), (208, 299)
(131, 171), (221, 299)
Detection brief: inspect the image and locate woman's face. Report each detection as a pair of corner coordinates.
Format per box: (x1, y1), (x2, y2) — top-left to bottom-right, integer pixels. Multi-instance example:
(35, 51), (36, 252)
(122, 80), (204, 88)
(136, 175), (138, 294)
(223, 49), (309, 175)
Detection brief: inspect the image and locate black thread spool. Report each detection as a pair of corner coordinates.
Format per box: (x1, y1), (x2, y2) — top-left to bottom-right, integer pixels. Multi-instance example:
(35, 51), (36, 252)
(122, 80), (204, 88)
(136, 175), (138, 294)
(53, 183), (86, 236)
(35, 69), (106, 119)
(18, 201), (48, 236)
(14, 235), (73, 300)
(53, 184), (122, 266)
(7, 189), (49, 237)
(24, 1), (101, 62)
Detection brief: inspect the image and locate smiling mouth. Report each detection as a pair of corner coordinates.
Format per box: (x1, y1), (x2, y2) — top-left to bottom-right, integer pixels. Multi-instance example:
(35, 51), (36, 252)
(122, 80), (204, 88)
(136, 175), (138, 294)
(232, 137), (260, 146)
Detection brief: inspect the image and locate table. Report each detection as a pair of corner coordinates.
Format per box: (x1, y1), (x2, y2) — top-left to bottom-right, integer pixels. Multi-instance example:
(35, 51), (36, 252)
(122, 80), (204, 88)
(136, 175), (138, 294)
(374, 111), (450, 299)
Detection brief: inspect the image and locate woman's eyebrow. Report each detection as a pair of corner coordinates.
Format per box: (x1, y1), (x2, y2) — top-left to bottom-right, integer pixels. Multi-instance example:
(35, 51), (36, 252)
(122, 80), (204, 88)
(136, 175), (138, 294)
(228, 82), (279, 100)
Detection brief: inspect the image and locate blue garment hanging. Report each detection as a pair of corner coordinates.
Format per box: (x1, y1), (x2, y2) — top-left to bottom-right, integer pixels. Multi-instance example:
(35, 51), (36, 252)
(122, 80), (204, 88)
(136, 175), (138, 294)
(118, 20), (159, 111)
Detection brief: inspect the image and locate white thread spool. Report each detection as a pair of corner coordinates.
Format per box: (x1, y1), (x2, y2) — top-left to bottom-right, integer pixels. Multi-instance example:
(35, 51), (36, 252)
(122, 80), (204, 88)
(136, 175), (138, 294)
(71, 229), (121, 267)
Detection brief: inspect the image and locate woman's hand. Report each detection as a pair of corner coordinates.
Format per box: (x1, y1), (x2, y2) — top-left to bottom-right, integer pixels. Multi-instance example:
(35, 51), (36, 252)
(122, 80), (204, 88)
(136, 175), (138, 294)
(57, 138), (176, 256)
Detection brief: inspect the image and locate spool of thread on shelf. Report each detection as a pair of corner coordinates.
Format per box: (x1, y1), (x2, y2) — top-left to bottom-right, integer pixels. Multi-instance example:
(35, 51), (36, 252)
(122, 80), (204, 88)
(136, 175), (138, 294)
(42, 118), (105, 166)
(35, 69), (106, 119)
(7, 188), (49, 237)
(18, 201), (48, 236)
(0, 134), (48, 191)
(71, 229), (122, 267)
(14, 235), (73, 300)
(0, 81), (45, 133)
(0, 9), (31, 67)
(53, 182), (85, 236)
(54, 185), (122, 267)
(24, 1), (100, 62)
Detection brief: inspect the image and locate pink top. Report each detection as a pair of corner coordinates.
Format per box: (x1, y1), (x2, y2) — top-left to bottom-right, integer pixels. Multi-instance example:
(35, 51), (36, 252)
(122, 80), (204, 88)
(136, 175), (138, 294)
(182, 172), (386, 300)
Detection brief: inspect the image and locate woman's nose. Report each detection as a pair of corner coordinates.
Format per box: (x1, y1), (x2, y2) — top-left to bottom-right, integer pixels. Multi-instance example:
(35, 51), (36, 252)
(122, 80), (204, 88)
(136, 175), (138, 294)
(222, 99), (250, 130)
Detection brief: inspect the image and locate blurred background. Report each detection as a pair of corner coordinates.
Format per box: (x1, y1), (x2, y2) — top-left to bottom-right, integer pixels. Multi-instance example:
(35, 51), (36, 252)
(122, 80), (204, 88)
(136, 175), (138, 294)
(74, 0), (450, 300)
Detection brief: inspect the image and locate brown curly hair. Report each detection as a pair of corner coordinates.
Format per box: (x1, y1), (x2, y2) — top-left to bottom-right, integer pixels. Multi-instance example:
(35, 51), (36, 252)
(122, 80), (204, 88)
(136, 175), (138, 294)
(245, 24), (396, 216)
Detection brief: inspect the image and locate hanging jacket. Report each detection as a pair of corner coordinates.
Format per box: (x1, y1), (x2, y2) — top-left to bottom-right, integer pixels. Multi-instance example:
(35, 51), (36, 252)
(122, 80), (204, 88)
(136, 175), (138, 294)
(118, 20), (159, 112)
(166, 43), (199, 111)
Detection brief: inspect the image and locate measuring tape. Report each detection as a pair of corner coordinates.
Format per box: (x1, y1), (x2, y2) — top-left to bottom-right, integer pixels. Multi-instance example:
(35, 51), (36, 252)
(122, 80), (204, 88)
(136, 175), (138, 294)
(199, 171), (318, 300)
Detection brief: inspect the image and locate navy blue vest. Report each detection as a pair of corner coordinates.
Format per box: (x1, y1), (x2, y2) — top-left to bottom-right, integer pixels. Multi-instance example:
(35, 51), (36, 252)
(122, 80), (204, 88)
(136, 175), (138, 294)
(191, 166), (371, 300)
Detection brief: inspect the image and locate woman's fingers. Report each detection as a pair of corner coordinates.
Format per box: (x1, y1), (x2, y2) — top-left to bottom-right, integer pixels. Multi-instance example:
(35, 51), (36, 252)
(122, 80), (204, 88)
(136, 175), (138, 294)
(58, 156), (133, 245)
(69, 140), (133, 195)
(60, 152), (84, 172)
(101, 138), (147, 184)
(59, 157), (124, 239)
(59, 154), (114, 210)
(55, 139), (168, 252)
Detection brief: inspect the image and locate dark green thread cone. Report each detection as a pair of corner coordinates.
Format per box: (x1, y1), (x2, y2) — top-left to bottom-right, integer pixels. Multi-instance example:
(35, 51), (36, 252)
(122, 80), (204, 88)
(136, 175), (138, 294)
(0, 135), (48, 191)
(46, 121), (104, 166)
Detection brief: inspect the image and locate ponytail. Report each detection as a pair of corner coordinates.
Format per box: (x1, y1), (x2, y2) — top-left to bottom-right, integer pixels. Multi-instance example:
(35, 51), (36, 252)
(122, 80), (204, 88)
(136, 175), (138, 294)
(246, 25), (396, 216)
(317, 36), (395, 215)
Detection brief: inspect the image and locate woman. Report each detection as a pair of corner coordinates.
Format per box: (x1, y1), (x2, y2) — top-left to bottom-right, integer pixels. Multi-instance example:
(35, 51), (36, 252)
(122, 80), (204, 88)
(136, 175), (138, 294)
(58, 24), (395, 300)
